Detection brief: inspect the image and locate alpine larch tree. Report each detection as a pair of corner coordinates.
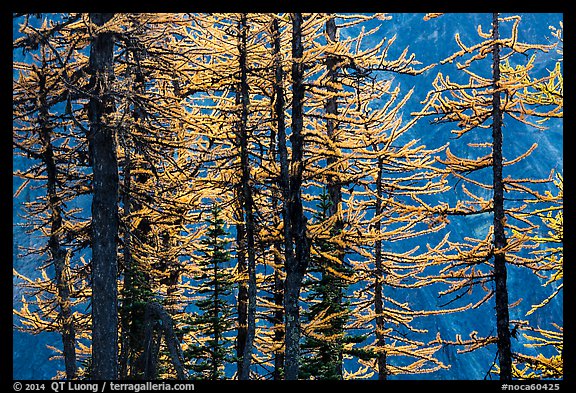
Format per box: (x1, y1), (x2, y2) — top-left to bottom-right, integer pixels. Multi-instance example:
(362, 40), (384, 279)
(13, 14), (94, 379)
(414, 13), (562, 380)
(13, 12), (562, 381)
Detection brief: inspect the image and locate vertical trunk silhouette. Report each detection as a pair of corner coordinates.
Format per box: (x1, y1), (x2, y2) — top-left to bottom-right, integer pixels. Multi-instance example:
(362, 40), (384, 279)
(273, 259), (285, 380)
(38, 56), (77, 379)
(284, 13), (310, 380)
(324, 15), (345, 378)
(141, 303), (187, 380)
(88, 12), (118, 380)
(237, 13), (257, 380)
(119, 151), (131, 379)
(270, 15), (287, 380)
(119, 30), (147, 379)
(235, 202), (248, 378)
(373, 157), (387, 380)
(491, 12), (512, 381)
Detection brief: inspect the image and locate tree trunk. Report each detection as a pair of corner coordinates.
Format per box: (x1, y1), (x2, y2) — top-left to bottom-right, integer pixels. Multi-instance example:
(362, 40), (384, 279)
(234, 74), (249, 377)
(324, 15), (345, 379)
(160, 229), (181, 316)
(38, 60), (78, 379)
(119, 144), (132, 379)
(120, 154), (153, 379)
(270, 16), (287, 380)
(88, 12), (118, 380)
(284, 270), (304, 380)
(325, 16), (341, 228)
(237, 13), (257, 380)
(374, 157), (387, 380)
(491, 12), (512, 381)
(119, 30), (144, 378)
(141, 303), (187, 380)
(235, 204), (248, 377)
(284, 13), (310, 380)
(273, 258), (285, 380)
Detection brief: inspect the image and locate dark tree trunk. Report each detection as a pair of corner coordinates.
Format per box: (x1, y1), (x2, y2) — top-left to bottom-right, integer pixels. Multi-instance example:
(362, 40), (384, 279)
(88, 12), (119, 380)
(491, 12), (512, 381)
(141, 303), (187, 380)
(284, 13), (310, 380)
(373, 157), (387, 380)
(119, 152), (131, 379)
(234, 71), (249, 378)
(38, 61), (78, 379)
(119, 30), (145, 379)
(270, 16), (287, 380)
(159, 228), (181, 316)
(237, 13), (257, 380)
(324, 15), (345, 379)
(120, 155), (153, 379)
(284, 270), (304, 381)
(272, 15), (292, 272)
(235, 205), (248, 377)
(55, 249), (78, 380)
(325, 16), (341, 224)
(141, 320), (161, 380)
(273, 258), (285, 380)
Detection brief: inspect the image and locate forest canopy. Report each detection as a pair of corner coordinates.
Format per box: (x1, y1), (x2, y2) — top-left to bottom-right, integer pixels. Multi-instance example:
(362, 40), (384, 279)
(12, 12), (562, 381)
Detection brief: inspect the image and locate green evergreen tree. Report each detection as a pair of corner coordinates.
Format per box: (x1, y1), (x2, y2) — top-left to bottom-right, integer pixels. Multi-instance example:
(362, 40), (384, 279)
(300, 190), (364, 380)
(183, 206), (235, 380)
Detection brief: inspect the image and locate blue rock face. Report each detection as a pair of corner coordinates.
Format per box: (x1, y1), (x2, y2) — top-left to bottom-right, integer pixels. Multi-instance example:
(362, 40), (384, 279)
(12, 12), (562, 380)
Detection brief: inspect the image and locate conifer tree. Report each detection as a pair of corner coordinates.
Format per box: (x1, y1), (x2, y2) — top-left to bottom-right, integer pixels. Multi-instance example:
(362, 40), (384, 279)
(300, 16), (349, 379)
(298, 13), (446, 379)
(347, 78), (451, 378)
(184, 206), (235, 380)
(268, 13), (290, 380)
(252, 14), (290, 380)
(166, 13), (273, 379)
(281, 12), (311, 380)
(115, 14), (159, 378)
(300, 191), (358, 380)
(113, 14), (203, 378)
(13, 13), (93, 379)
(235, 13), (258, 379)
(415, 13), (562, 380)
